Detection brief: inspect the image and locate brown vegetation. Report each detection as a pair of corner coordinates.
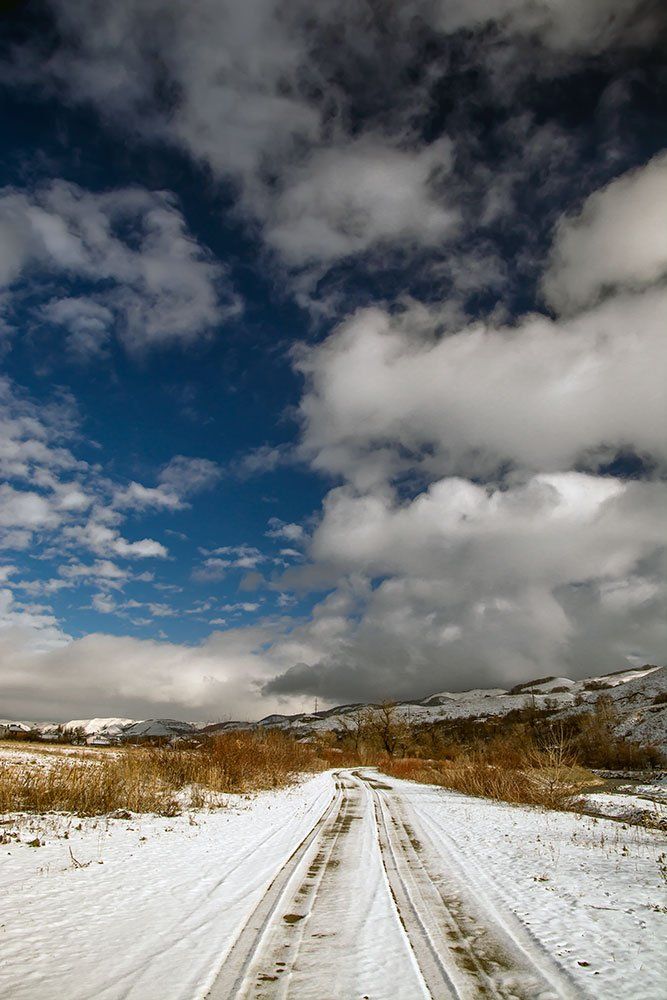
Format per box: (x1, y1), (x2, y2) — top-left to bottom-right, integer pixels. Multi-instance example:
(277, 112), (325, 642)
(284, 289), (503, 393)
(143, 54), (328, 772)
(566, 695), (664, 769)
(380, 733), (594, 810)
(318, 695), (664, 810)
(360, 696), (663, 771)
(0, 730), (323, 816)
(2, 692), (662, 817)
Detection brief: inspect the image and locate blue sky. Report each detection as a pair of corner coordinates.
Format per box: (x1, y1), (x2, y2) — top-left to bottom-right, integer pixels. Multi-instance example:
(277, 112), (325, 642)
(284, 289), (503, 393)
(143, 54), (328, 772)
(0, 1), (666, 722)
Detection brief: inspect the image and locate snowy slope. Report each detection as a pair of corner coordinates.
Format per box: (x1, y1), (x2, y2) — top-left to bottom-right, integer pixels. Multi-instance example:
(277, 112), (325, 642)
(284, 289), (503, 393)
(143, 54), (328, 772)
(606, 666), (667, 749)
(239, 665), (666, 748)
(63, 717), (137, 735)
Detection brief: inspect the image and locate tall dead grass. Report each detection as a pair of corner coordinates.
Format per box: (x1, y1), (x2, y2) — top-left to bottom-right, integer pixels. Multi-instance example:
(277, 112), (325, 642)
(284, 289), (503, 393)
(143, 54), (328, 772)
(380, 733), (594, 810)
(0, 730), (323, 815)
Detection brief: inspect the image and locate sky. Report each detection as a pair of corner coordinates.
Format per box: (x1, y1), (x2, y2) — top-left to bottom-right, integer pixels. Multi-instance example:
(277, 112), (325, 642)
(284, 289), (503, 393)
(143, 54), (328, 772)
(0, 0), (666, 723)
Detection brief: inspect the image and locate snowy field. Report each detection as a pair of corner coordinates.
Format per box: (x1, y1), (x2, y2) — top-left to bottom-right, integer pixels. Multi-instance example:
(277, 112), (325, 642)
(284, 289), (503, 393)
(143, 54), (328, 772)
(0, 769), (665, 999)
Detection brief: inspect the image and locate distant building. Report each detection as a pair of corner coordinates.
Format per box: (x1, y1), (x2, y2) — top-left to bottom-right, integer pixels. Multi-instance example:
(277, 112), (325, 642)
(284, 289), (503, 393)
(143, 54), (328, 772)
(86, 735), (113, 746)
(0, 721), (34, 739)
(120, 719), (196, 744)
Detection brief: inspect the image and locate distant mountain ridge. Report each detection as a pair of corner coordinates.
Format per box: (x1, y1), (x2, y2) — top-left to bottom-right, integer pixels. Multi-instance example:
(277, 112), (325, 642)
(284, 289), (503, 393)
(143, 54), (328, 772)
(4, 664), (665, 751)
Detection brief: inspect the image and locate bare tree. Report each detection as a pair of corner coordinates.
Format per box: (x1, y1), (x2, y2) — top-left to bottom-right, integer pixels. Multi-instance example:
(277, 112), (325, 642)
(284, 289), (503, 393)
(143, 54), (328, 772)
(362, 702), (412, 758)
(337, 706), (368, 757)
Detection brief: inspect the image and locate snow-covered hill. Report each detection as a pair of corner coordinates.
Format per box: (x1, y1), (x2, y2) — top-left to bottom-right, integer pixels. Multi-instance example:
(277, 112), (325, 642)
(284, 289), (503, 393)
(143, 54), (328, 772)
(5, 664), (665, 750)
(203, 664), (667, 751)
(63, 717), (136, 736)
(600, 666), (667, 749)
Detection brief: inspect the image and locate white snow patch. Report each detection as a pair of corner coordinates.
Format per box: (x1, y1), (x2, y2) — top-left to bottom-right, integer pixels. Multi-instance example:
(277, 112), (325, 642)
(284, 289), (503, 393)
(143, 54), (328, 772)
(395, 775), (667, 998)
(0, 772), (334, 1000)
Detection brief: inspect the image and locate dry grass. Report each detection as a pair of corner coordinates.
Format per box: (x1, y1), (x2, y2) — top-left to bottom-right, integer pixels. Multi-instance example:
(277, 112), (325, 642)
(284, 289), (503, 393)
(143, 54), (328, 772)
(0, 731), (323, 816)
(380, 733), (596, 810)
(1, 740), (87, 756)
(569, 699), (665, 768)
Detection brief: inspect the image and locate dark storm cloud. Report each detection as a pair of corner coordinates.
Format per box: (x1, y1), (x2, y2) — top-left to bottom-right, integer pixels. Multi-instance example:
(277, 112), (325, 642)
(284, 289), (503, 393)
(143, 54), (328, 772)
(5, 0), (666, 313)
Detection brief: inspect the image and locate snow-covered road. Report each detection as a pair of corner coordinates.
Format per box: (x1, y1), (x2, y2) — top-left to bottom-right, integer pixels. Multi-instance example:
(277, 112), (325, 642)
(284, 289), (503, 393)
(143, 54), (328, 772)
(1, 768), (665, 999)
(210, 770), (579, 999)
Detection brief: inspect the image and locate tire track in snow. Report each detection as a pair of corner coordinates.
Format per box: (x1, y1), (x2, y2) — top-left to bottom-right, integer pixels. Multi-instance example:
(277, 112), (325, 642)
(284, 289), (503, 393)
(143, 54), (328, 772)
(358, 770), (581, 1000)
(206, 776), (350, 999)
(208, 773), (429, 999)
(411, 801), (589, 998)
(208, 768), (582, 999)
(362, 773), (463, 998)
(229, 779), (359, 998)
(95, 779), (337, 1000)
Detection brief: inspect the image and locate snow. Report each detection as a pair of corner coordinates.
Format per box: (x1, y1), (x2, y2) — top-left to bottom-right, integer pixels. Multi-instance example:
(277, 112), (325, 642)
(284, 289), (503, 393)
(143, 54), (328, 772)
(520, 677), (577, 693)
(1, 769), (665, 999)
(596, 666), (663, 687)
(605, 668), (667, 750)
(421, 687), (509, 703)
(402, 775), (667, 998)
(0, 721), (32, 732)
(3, 665), (665, 748)
(63, 717), (137, 734)
(0, 743), (105, 771)
(122, 718), (195, 738)
(210, 772), (430, 999)
(0, 773), (334, 1000)
(579, 791), (667, 827)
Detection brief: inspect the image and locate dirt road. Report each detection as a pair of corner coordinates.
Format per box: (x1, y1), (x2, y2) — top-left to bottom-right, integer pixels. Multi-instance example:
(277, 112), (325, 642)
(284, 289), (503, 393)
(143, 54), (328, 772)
(207, 769), (580, 1000)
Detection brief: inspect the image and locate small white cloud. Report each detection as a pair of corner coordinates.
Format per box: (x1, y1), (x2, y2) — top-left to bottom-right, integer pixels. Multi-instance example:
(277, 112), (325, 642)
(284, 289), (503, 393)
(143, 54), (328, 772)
(265, 136), (458, 271)
(159, 455), (221, 496)
(194, 545), (266, 580)
(92, 592), (117, 614)
(0, 485), (60, 530)
(40, 297), (113, 360)
(191, 558), (227, 583)
(113, 481), (184, 512)
(64, 519), (168, 560)
(543, 151), (667, 313)
(266, 518), (304, 543)
(232, 444), (291, 479)
(221, 602), (260, 613)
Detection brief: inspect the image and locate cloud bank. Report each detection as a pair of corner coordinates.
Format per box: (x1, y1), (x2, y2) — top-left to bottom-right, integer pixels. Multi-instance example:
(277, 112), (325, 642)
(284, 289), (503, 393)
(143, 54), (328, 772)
(0, 3), (665, 719)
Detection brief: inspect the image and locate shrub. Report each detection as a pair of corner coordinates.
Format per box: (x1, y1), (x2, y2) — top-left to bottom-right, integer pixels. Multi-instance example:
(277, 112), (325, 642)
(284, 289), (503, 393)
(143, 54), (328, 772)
(380, 729), (593, 810)
(569, 696), (665, 769)
(509, 676), (557, 694)
(381, 749), (587, 810)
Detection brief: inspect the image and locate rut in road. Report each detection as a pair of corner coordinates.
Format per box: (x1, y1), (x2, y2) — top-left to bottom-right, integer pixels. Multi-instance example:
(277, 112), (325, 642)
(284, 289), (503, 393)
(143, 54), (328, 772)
(206, 776), (347, 1000)
(360, 772), (581, 1000)
(208, 769), (581, 1000)
(208, 774), (427, 1000)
